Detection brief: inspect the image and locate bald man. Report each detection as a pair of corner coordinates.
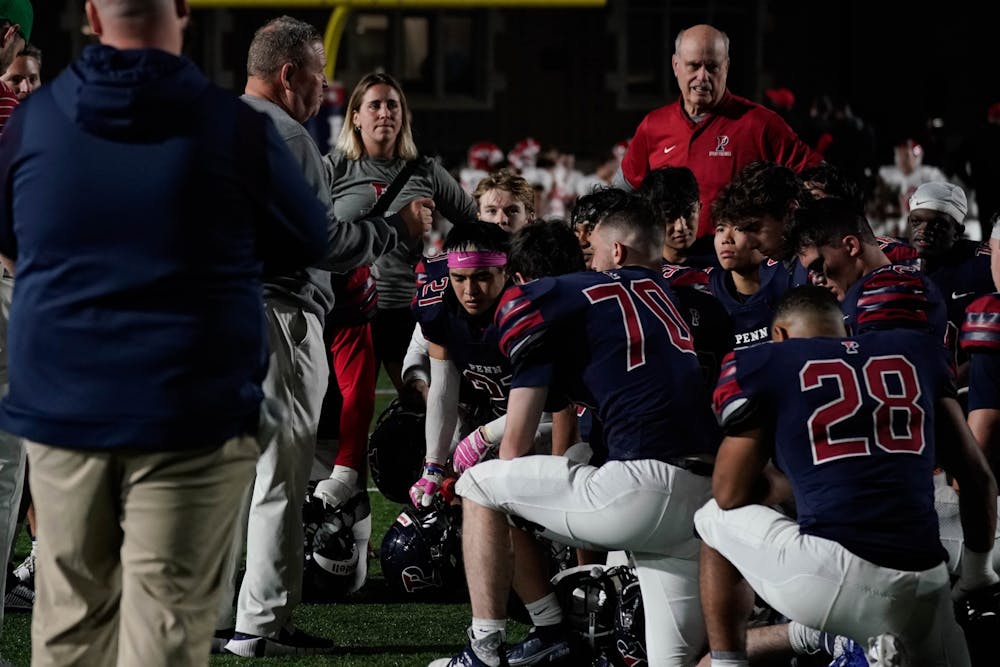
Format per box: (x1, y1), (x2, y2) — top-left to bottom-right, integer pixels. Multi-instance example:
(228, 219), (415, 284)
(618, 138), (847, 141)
(615, 23), (821, 242)
(0, 1), (333, 665)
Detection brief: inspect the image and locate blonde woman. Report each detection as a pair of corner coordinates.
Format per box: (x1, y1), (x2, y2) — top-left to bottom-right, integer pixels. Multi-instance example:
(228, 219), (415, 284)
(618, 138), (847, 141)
(316, 72), (475, 513)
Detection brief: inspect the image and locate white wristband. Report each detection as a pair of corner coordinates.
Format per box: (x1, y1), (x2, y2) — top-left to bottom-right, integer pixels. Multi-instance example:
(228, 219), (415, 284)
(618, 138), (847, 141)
(959, 544), (998, 590)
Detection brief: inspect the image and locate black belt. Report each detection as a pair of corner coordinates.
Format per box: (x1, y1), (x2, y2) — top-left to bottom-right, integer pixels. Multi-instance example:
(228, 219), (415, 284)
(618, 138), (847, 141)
(666, 457), (714, 477)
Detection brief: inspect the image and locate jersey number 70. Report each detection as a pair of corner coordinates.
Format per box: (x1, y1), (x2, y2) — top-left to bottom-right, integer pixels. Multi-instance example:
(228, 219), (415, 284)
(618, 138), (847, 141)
(583, 278), (695, 371)
(800, 355), (925, 464)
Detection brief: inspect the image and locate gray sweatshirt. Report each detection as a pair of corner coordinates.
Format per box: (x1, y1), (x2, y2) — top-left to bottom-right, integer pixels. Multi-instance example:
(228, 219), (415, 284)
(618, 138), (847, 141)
(325, 151), (477, 309)
(242, 95), (409, 318)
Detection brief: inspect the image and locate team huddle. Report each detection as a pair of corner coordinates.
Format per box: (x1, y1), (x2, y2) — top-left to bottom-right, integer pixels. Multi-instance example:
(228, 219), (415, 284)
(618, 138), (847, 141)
(2, 3), (999, 666)
(341, 160), (1000, 667)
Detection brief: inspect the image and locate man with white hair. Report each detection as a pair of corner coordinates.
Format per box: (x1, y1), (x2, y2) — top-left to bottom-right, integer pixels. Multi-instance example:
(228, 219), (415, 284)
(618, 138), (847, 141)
(614, 23), (820, 244)
(907, 181), (994, 339)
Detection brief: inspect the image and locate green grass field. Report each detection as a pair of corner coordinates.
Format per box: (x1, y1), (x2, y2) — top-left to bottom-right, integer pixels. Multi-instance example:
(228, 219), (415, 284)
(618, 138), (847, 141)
(0, 373), (529, 666)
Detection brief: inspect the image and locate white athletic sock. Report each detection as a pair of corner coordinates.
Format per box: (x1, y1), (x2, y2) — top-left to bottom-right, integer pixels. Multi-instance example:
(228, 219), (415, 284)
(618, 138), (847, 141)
(469, 621), (505, 667)
(471, 618), (506, 642)
(956, 544), (1000, 596)
(525, 592), (563, 627)
(710, 652), (748, 667)
(787, 621), (823, 655)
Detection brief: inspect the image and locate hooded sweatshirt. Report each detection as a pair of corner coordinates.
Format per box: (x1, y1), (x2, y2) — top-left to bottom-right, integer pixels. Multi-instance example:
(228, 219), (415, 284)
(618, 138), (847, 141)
(0, 45), (328, 451)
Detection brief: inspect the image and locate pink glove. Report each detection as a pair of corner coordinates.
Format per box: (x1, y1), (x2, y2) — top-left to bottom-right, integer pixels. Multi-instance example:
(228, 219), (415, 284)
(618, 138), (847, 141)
(453, 428), (496, 473)
(409, 462), (446, 508)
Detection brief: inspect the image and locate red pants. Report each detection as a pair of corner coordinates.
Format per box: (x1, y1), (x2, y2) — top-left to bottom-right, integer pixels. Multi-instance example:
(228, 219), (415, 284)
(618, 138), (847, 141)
(329, 322), (376, 471)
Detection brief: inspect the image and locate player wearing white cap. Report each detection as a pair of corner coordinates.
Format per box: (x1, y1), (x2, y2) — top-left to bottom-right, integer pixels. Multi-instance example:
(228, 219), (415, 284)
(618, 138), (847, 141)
(906, 181), (994, 349)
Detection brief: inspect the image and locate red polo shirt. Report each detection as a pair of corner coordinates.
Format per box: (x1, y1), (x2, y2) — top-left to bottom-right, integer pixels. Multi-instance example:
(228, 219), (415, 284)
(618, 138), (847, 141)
(620, 91), (822, 238)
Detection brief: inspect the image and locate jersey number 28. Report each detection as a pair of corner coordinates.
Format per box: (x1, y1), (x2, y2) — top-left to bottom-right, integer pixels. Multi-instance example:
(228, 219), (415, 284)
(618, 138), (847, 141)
(800, 355), (925, 464)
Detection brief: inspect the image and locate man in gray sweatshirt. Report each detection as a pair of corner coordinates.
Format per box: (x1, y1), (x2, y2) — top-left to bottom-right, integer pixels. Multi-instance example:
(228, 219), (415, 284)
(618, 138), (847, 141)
(223, 15), (433, 657)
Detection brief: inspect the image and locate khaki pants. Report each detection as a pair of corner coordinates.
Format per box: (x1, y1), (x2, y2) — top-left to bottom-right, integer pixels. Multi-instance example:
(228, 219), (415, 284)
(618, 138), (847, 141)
(27, 436), (259, 667)
(230, 303), (328, 637)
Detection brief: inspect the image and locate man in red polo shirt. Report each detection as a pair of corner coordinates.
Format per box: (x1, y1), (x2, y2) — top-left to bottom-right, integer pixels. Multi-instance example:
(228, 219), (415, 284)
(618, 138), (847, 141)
(615, 23), (821, 242)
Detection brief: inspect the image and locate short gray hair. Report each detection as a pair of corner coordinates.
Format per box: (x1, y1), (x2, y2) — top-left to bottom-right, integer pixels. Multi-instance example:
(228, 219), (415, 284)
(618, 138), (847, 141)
(246, 15), (322, 78)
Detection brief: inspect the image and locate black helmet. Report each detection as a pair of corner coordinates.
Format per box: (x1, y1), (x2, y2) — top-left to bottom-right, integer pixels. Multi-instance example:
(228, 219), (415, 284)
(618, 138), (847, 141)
(954, 581), (1000, 666)
(367, 399), (425, 505)
(551, 564), (633, 651)
(379, 502), (464, 597)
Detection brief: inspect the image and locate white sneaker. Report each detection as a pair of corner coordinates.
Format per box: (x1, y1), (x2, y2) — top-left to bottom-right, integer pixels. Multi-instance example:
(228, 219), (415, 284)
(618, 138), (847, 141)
(13, 551), (35, 586)
(224, 627), (337, 657)
(866, 633), (907, 667)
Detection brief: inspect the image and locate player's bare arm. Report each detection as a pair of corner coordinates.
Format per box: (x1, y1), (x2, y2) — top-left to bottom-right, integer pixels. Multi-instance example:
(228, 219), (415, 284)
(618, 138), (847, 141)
(968, 408), (1000, 475)
(936, 396), (998, 554)
(712, 428), (785, 509)
(498, 385), (548, 460)
(548, 405), (579, 457)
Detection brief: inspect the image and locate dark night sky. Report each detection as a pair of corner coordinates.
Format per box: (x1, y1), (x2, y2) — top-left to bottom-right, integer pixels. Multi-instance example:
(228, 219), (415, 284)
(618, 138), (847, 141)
(28, 1), (998, 166)
(764, 0), (994, 146)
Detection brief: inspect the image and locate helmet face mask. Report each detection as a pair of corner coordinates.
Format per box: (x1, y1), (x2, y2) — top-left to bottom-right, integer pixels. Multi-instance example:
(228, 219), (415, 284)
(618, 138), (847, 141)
(550, 564), (634, 652)
(302, 482), (372, 601)
(379, 503), (465, 598)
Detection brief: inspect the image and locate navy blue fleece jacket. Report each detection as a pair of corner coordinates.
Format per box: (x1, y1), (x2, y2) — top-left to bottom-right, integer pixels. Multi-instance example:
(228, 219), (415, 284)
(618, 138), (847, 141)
(0, 45), (328, 450)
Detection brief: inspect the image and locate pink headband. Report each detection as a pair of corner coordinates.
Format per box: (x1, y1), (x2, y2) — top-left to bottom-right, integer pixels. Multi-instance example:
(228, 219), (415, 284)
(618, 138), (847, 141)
(447, 251), (507, 269)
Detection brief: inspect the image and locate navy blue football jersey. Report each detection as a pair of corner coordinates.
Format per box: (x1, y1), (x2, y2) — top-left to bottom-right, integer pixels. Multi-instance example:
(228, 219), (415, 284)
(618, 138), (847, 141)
(414, 252), (450, 294)
(413, 276), (512, 417)
(961, 293), (1000, 412)
(841, 264), (948, 343)
(714, 331), (951, 570)
(496, 267), (720, 463)
(660, 263), (734, 386)
(708, 259), (793, 348)
(922, 241), (993, 343)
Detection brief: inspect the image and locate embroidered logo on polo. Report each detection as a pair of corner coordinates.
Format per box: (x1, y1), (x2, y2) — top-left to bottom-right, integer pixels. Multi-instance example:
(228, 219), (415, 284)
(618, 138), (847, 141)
(708, 135), (732, 157)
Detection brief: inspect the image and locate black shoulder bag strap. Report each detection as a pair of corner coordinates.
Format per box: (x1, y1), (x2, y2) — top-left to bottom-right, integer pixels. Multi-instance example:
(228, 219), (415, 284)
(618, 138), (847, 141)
(368, 155), (428, 218)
